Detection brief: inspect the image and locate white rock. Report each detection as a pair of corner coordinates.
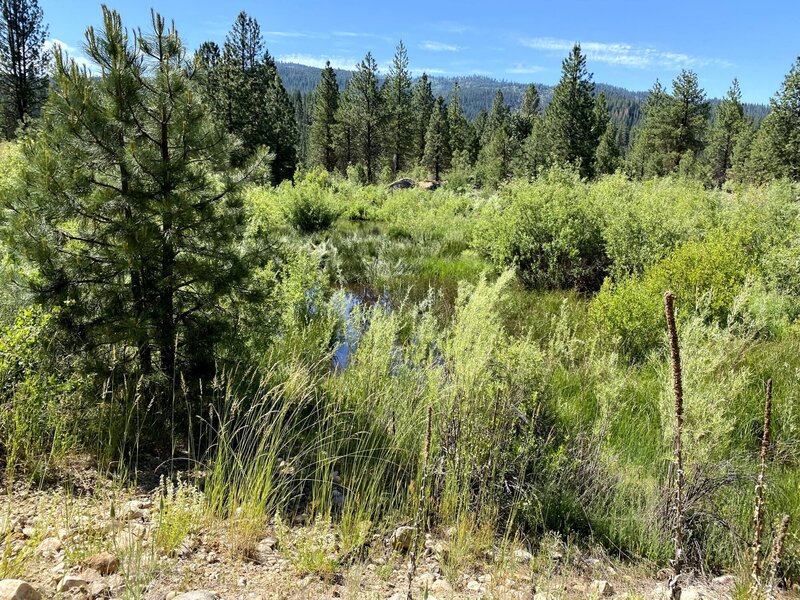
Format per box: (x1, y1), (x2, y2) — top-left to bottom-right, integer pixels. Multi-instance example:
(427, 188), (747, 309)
(37, 536), (62, 557)
(431, 579), (452, 595)
(514, 548), (533, 564)
(0, 579), (42, 600)
(466, 579), (482, 591)
(56, 574), (89, 593)
(171, 593), (219, 600)
(590, 580), (614, 597)
(391, 526), (416, 552)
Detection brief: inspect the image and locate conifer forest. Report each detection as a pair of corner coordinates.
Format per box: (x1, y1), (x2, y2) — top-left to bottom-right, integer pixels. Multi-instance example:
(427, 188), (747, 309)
(2, 2), (800, 599)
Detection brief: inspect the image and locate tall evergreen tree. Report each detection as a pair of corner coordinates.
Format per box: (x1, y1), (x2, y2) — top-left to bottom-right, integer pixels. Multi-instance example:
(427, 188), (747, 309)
(0, 0), (49, 138)
(6, 7), (266, 392)
(706, 79), (746, 186)
(447, 81), (477, 164)
(627, 73), (709, 178)
(195, 12), (297, 182)
(422, 96), (450, 180)
(341, 52), (384, 183)
(482, 89), (511, 145)
(669, 70), (710, 165)
(411, 73), (435, 164)
(761, 57), (800, 180)
(309, 61), (339, 172)
(513, 83), (541, 141)
(592, 92), (620, 175)
(384, 41), (413, 176)
(540, 44), (598, 177)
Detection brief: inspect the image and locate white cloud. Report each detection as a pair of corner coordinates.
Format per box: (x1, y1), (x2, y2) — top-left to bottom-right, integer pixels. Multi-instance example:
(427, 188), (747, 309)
(277, 53), (359, 71)
(411, 67), (448, 76)
(265, 31), (322, 39)
(507, 63), (545, 75)
(45, 39), (94, 72)
(420, 41), (462, 52)
(519, 37), (732, 70)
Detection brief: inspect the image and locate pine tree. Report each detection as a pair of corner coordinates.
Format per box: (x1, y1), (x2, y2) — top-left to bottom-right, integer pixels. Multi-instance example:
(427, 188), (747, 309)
(341, 52), (384, 183)
(627, 73), (709, 178)
(195, 12), (297, 182)
(593, 92), (619, 175)
(447, 81), (474, 162)
(411, 73), (435, 164)
(540, 44), (598, 178)
(384, 41), (413, 176)
(626, 80), (671, 178)
(422, 96), (450, 180)
(513, 83), (540, 141)
(706, 79), (746, 186)
(482, 90), (511, 145)
(0, 0), (49, 138)
(762, 57), (800, 180)
(309, 61), (339, 171)
(669, 70), (710, 163)
(6, 7), (266, 392)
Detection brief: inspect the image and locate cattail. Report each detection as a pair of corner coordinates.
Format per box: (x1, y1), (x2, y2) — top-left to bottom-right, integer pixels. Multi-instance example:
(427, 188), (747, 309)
(406, 405), (433, 600)
(765, 514), (790, 600)
(664, 291), (685, 600)
(751, 379), (774, 598)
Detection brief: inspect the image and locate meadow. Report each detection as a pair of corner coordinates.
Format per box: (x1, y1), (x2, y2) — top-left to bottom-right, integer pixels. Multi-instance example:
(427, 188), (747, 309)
(3, 141), (800, 596)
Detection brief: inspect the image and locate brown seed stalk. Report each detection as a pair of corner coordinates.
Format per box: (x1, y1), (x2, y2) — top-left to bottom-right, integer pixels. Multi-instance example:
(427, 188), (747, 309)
(765, 514), (790, 600)
(751, 379), (774, 598)
(664, 291), (685, 600)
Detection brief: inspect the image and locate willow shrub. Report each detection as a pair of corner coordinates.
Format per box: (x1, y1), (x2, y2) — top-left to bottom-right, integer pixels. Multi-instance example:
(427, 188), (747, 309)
(473, 171), (607, 291)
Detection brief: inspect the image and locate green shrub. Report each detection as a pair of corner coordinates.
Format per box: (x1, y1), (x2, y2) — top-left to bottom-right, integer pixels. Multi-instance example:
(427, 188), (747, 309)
(590, 228), (759, 360)
(473, 172), (608, 290)
(281, 176), (340, 234)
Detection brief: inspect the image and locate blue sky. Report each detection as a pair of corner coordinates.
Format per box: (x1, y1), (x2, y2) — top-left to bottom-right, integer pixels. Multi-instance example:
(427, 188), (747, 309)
(40, 0), (800, 103)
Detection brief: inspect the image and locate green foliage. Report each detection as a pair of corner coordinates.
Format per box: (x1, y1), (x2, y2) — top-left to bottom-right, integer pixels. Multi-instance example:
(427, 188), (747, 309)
(539, 44), (599, 178)
(474, 170), (607, 290)
(281, 176), (341, 234)
(0, 306), (85, 478)
(309, 61), (340, 172)
(422, 96), (451, 180)
(590, 228), (759, 359)
(0, 0), (49, 138)
(194, 12), (297, 182)
(5, 7), (262, 393)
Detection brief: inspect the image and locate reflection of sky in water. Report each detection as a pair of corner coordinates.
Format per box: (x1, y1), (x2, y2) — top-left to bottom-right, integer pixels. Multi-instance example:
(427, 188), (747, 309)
(331, 291), (360, 371)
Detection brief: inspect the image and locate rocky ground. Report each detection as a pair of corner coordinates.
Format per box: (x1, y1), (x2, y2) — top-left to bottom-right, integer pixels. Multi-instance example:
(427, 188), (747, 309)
(0, 463), (788, 600)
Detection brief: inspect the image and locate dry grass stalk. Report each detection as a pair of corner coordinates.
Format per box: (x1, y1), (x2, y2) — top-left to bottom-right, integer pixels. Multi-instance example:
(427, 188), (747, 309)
(765, 514), (790, 600)
(750, 378), (773, 598)
(664, 291), (684, 600)
(406, 404), (433, 600)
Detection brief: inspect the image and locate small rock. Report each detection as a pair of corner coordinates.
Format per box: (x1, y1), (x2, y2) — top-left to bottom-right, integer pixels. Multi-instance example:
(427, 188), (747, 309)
(590, 580), (614, 597)
(478, 574), (492, 584)
(37, 537), (62, 557)
(21, 527), (35, 539)
(119, 500), (145, 520)
(712, 574), (735, 588)
(466, 580), (482, 592)
(391, 526), (416, 552)
(56, 575), (89, 593)
(514, 548), (533, 564)
(0, 579), (42, 600)
(83, 551), (119, 575)
(431, 579), (452, 595)
(206, 551), (219, 564)
(433, 541), (450, 561)
(171, 593), (218, 600)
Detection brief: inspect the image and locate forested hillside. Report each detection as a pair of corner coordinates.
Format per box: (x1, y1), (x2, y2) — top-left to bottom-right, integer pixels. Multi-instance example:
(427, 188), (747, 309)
(2, 2), (800, 599)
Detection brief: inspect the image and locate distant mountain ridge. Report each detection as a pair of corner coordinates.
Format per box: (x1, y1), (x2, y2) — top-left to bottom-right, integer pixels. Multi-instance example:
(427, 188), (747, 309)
(276, 62), (770, 138)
